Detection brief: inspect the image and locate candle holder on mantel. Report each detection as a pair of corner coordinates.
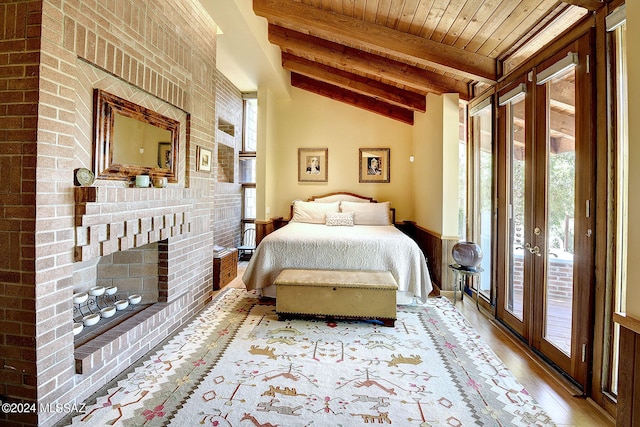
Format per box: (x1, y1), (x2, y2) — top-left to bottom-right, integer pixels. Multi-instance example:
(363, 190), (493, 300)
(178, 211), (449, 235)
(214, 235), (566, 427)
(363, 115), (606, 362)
(72, 286), (143, 335)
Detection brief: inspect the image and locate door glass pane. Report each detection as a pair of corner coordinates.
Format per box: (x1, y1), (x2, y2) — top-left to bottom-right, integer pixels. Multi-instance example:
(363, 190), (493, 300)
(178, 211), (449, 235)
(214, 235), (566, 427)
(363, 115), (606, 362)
(475, 106), (493, 294)
(544, 68), (576, 356)
(507, 94), (526, 320)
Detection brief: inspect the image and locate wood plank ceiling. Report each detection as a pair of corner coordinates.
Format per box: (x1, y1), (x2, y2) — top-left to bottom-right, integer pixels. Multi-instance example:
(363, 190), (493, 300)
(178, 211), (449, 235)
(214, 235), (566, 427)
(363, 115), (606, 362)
(253, 0), (604, 124)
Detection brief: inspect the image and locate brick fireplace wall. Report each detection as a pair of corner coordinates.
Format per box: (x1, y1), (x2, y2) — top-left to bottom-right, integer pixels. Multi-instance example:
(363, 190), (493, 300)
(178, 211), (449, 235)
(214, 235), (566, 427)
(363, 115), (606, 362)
(0, 2), (42, 425)
(0, 1), (244, 426)
(213, 74), (243, 249)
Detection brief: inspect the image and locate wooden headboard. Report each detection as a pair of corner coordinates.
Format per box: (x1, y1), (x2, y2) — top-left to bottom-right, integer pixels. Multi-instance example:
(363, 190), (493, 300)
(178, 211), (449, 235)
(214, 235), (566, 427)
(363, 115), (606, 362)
(289, 191), (395, 224)
(309, 191), (378, 203)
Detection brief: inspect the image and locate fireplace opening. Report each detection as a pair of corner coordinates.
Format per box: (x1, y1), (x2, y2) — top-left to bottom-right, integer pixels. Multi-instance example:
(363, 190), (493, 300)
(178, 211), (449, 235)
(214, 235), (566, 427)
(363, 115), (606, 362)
(72, 242), (163, 347)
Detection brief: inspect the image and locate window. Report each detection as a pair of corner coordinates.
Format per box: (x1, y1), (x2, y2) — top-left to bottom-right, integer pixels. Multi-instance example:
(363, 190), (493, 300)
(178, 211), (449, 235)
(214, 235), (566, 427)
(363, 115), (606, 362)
(469, 98), (494, 297)
(243, 95), (257, 152)
(458, 101), (467, 240)
(606, 7), (627, 397)
(241, 94), (258, 240)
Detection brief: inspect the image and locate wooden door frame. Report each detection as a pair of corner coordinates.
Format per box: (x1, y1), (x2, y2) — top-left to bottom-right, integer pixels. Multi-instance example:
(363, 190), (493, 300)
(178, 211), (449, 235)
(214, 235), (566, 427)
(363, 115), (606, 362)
(492, 31), (596, 391)
(490, 8), (619, 417)
(530, 33), (595, 389)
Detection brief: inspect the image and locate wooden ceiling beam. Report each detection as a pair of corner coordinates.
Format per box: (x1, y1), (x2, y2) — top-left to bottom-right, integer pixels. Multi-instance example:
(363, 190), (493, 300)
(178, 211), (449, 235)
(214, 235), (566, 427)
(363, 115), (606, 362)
(561, 0), (605, 11)
(282, 53), (426, 112)
(254, 0), (497, 84)
(269, 25), (471, 101)
(291, 73), (414, 125)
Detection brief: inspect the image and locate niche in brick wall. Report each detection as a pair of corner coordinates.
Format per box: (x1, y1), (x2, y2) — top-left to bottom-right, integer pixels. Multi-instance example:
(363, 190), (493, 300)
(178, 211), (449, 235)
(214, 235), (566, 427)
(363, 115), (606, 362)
(217, 143), (235, 183)
(217, 117), (235, 136)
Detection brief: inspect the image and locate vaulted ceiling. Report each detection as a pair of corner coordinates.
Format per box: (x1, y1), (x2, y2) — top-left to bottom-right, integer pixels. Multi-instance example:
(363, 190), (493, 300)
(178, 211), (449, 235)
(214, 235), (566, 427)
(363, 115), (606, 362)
(252, 0), (604, 124)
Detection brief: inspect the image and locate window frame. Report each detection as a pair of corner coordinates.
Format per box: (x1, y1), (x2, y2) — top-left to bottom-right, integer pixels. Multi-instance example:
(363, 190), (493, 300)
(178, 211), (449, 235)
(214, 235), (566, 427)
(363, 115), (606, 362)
(241, 94), (258, 234)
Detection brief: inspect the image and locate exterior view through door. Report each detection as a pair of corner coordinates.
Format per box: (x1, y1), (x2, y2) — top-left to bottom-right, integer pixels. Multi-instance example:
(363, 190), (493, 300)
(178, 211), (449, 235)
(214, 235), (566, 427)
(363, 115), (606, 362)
(494, 33), (595, 391)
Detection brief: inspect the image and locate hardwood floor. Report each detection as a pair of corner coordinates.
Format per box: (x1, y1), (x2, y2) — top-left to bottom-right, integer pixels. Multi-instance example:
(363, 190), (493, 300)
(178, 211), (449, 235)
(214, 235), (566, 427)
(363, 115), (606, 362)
(454, 298), (614, 427)
(227, 263), (614, 426)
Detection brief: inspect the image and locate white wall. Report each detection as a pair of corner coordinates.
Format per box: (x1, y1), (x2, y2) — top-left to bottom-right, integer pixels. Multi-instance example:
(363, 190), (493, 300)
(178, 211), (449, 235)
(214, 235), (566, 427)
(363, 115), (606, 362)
(256, 86), (277, 220)
(262, 87), (416, 221)
(412, 93), (460, 236)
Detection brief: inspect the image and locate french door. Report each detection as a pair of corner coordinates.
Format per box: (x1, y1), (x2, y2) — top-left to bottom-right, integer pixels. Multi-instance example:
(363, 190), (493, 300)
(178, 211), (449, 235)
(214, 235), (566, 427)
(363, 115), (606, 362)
(496, 34), (595, 389)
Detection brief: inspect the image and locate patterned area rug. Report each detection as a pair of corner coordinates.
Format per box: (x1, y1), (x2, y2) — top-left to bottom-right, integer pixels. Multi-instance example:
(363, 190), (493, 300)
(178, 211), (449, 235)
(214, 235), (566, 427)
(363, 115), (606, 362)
(64, 288), (556, 426)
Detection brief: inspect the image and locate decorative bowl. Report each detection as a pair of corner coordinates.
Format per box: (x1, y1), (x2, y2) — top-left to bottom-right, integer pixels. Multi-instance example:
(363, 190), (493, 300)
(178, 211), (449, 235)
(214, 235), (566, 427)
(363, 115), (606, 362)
(100, 306), (116, 318)
(114, 299), (129, 311)
(105, 286), (118, 295)
(128, 294), (142, 305)
(153, 177), (167, 188)
(73, 322), (84, 335)
(74, 167), (95, 186)
(452, 241), (483, 271)
(73, 292), (88, 305)
(88, 286), (105, 296)
(82, 313), (100, 326)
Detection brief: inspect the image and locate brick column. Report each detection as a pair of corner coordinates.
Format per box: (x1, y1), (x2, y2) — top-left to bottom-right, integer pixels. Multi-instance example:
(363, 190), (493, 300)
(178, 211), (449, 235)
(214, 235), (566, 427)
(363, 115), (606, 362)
(0, 2), (42, 425)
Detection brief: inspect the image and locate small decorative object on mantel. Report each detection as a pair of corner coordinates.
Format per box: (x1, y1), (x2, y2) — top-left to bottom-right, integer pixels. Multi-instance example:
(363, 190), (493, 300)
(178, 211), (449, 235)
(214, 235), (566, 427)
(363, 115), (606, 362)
(135, 174), (150, 188)
(153, 176), (168, 188)
(452, 241), (483, 271)
(74, 167), (95, 186)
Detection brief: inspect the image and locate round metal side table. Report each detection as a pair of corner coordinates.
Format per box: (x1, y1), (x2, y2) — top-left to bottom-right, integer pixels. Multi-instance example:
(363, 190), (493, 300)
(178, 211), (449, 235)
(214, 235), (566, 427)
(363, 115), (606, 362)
(448, 264), (484, 308)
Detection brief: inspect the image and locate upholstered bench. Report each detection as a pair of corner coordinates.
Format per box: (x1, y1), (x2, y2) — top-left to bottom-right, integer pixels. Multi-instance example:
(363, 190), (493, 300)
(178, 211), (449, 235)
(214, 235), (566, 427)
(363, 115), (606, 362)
(274, 269), (398, 326)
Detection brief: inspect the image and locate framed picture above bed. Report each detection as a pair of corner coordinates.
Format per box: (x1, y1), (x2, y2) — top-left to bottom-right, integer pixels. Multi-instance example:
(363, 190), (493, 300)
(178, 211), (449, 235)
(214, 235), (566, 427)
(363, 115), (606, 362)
(298, 148), (328, 183)
(359, 148), (390, 183)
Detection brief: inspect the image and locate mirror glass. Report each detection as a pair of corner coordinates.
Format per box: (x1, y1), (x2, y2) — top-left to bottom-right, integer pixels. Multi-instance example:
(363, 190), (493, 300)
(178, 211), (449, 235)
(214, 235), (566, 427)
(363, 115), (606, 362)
(94, 89), (179, 182)
(112, 114), (173, 169)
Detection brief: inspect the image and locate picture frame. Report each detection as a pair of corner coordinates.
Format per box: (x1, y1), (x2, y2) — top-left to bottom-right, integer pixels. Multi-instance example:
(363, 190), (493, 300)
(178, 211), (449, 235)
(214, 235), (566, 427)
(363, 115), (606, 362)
(298, 148), (328, 182)
(157, 142), (172, 169)
(196, 146), (212, 172)
(359, 148), (390, 183)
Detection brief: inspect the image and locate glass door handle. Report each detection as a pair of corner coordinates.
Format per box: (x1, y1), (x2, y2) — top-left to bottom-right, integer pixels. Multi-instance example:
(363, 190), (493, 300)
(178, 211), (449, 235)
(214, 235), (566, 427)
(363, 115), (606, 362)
(525, 243), (542, 256)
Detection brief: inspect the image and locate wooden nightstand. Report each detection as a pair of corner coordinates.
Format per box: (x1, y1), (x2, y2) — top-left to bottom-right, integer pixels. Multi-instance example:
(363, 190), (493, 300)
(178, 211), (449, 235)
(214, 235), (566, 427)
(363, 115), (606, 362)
(213, 248), (238, 291)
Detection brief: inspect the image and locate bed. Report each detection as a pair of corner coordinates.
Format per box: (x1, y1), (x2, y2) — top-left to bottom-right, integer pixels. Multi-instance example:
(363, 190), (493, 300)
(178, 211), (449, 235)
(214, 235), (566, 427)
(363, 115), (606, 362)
(241, 192), (432, 304)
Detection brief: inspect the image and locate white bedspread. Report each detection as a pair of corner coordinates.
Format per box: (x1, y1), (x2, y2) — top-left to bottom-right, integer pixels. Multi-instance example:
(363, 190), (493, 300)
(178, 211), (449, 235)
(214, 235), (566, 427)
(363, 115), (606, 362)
(241, 222), (433, 302)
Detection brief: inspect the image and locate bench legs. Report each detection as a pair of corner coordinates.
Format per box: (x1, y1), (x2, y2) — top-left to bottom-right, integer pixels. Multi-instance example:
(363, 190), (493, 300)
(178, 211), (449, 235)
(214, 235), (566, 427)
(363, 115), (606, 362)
(380, 318), (395, 327)
(277, 313), (395, 327)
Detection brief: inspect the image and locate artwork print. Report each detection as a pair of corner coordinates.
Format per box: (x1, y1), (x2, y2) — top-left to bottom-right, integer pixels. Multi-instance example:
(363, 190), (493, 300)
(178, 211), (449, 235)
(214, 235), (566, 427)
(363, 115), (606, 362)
(158, 142), (172, 169)
(298, 148), (328, 182)
(197, 146), (212, 172)
(359, 148), (390, 183)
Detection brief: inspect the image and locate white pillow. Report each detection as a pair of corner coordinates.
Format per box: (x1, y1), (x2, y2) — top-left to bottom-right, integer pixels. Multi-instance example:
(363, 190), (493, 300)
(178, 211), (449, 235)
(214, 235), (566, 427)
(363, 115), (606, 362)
(340, 201), (391, 225)
(325, 211), (354, 226)
(291, 201), (340, 224)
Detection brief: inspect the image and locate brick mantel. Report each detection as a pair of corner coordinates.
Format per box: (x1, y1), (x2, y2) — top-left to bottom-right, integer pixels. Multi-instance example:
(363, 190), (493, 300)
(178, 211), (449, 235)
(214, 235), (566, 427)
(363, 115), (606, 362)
(74, 187), (200, 262)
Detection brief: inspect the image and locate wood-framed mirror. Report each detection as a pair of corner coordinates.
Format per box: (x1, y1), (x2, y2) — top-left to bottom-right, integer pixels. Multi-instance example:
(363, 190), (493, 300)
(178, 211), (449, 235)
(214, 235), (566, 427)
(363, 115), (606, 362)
(93, 89), (179, 182)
